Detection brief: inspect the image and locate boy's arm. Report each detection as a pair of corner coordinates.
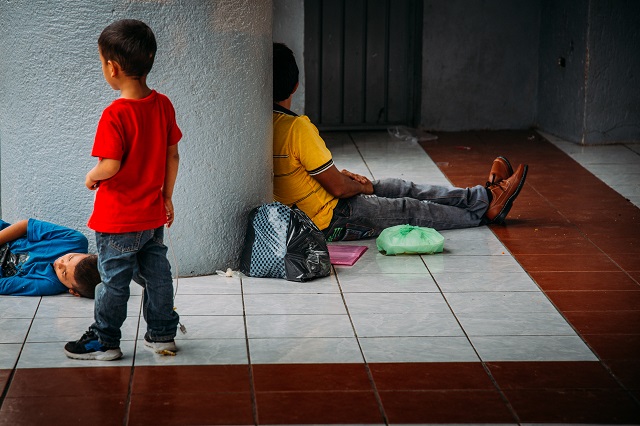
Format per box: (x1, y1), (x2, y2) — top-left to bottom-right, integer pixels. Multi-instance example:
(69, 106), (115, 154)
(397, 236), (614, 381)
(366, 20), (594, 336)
(163, 144), (180, 227)
(85, 158), (121, 190)
(0, 219), (28, 245)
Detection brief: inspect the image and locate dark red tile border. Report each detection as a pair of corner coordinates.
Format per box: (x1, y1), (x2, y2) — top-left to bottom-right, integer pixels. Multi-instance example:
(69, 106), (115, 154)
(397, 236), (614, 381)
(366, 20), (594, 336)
(252, 363), (372, 392)
(529, 271), (639, 291)
(503, 388), (640, 424)
(132, 365), (251, 394)
(379, 390), (516, 424)
(0, 395), (127, 426)
(129, 391), (254, 426)
(6, 367), (130, 397)
(369, 362), (495, 390)
(486, 361), (621, 389)
(255, 390), (383, 424)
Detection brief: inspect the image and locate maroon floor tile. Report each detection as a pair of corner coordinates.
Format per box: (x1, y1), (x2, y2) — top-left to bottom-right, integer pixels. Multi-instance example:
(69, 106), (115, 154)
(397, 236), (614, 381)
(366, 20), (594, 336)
(608, 252), (640, 272)
(128, 392), (254, 426)
(255, 391), (383, 424)
(0, 395), (127, 426)
(0, 370), (10, 395)
(369, 362), (495, 390)
(6, 367), (130, 397)
(516, 253), (621, 272)
(490, 223), (587, 240)
(585, 334), (640, 360)
(563, 311), (640, 334)
(590, 236), (640, 254)
(252, 363), (372, 392)
(529, 271), (640, 291)
(607, 360), (640, 390)
(499, 237), (601, 255)
(546, 290), (640, 311)
(503, 388), (640, 424)
(379, 390), (515, 424)
(132, 365), (251, 394)
(486, 361), (620, 389)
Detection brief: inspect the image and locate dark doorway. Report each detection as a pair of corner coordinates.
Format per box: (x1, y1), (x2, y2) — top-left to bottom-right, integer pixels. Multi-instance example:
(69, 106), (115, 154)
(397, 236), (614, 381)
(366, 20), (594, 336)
(304, 0), (422, 130)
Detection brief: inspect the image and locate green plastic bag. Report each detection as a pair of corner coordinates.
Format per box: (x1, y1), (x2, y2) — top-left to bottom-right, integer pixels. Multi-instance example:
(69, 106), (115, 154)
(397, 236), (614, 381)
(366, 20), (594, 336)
(376, 225), (444, 255)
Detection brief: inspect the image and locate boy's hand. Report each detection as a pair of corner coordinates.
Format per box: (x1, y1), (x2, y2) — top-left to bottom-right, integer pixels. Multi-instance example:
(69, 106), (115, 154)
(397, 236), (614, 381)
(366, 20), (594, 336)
(164, 198), (175, 227)
(85, 174), (99, 190)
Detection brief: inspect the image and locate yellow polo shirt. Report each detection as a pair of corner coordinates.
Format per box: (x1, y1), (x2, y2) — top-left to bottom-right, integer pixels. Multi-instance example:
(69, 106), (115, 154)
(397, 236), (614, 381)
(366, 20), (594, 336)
(273, 110), (339, 230)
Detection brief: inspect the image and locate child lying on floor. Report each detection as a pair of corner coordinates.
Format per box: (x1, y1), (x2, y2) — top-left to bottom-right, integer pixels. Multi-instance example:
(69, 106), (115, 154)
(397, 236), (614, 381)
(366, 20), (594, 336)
(0, 219), (101, 297)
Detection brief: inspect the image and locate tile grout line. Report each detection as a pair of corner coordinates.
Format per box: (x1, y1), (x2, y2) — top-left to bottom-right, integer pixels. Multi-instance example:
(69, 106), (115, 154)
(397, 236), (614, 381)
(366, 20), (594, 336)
(333, 266), (390, 426)
(0, 297), (42, 411)
(239, 274), (259, 426)
(418, 253), (523, 424)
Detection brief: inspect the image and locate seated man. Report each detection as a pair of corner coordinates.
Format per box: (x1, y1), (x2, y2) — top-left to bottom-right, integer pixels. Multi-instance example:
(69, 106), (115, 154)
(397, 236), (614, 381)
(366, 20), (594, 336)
(0, 219), (101, 297)
(272, 43), (528, 241)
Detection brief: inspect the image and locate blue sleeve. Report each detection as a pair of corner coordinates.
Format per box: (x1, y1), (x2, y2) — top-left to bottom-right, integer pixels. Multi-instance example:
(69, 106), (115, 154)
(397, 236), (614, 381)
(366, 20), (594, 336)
(0, 276), (66, 296)
(27, 219), (88, 253)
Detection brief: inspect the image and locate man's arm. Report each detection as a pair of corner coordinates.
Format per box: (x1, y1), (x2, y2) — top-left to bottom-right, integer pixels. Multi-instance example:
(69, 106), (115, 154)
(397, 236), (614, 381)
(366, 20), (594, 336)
(313, 165), (373, 198)
(0, 220), (28, 245)
(163, 144), (180, 227)
(85, 158), (121, 190)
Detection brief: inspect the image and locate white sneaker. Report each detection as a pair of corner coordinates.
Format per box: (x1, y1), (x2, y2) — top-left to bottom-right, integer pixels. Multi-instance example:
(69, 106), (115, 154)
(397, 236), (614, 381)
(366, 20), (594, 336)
(144, 338), (178, 354)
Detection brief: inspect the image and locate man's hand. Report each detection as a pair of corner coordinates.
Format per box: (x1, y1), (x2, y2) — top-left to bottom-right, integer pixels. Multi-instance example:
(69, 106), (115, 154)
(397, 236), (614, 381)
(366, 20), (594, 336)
(341, 169), (371, 185)
(341, 169), (374, 194)
(314, 165), (374, 198)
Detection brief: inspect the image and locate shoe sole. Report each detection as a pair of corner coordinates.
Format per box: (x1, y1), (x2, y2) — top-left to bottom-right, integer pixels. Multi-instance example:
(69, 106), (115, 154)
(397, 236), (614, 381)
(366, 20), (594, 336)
(64, 348), (123, 361)
(144, 340), (178, 354)
(493, 164), (528, 224)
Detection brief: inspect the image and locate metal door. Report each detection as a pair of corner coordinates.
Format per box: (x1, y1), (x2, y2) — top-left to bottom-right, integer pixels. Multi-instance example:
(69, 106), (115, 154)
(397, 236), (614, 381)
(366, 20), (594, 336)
(304, 0), (422, 129)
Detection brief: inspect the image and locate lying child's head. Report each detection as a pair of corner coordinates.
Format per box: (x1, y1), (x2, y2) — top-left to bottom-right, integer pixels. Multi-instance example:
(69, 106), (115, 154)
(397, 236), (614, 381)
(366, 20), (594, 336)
(98, 19), (157, 79)
(54, 253), (101, 298)
(273, 42), (299, 102)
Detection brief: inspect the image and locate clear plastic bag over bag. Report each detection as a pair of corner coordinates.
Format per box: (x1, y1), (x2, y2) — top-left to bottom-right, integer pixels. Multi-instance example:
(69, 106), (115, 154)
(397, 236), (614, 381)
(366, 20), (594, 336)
(376, 224), (444, 255)
(387, 125), (438, 142)
(240, 202), (331, 282)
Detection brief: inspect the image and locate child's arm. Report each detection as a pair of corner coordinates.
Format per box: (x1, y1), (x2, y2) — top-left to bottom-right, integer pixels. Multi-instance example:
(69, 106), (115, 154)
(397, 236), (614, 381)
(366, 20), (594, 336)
(0, 220), (28, 245)
(85, 158), (121, 190)
(162, 144), (180, 227)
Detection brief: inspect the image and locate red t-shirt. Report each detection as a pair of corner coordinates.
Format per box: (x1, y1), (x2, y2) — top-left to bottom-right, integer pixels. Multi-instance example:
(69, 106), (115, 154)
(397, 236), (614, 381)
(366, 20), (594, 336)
(88, 90), (182, 233)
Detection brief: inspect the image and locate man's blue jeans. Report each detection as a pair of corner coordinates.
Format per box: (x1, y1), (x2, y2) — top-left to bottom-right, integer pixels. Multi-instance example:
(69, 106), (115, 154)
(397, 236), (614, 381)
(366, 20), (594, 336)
(323, 178), (489, 241)
(90, 226), (179, 348)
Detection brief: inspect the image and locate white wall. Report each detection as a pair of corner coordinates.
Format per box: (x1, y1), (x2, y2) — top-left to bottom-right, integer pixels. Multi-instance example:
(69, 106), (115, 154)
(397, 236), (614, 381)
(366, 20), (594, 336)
(273, 0), (305, 113)
(0, 0), (273, 275)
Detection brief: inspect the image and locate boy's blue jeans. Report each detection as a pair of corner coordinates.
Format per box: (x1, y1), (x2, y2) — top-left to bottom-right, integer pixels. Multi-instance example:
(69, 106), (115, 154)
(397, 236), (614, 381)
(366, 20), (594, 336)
(323, 178), (489, 241)
(90, 226), (179, 348)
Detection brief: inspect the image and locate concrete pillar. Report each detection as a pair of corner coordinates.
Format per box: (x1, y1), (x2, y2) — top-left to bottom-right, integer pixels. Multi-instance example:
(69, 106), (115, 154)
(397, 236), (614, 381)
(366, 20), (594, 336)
(0, 0), (273, 275)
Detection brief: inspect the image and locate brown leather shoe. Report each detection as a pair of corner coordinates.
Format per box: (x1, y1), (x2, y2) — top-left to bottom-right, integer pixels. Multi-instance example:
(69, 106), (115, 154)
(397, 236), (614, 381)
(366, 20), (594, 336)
(485, 163), (528, 224)
(487, 156), (513, 185)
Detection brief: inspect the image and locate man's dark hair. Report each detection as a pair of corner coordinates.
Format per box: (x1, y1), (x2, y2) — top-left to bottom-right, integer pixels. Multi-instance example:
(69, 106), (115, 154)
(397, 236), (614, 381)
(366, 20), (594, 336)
(273, 42), (299, 102)
(98, 19), (157, 79)
(73, 254), (101, 299)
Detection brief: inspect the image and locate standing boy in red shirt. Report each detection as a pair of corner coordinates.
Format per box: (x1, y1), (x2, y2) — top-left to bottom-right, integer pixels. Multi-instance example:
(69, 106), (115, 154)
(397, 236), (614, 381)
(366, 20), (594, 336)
(65, 19), (182, 360)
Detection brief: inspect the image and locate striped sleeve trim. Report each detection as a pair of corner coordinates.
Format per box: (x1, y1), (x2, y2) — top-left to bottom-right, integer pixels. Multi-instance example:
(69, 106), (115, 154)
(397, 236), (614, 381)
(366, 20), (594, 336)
(308, 159), (333, 176)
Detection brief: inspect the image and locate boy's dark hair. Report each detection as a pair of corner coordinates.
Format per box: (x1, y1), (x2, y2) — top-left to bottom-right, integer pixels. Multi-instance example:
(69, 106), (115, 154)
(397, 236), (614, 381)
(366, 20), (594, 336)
(73, 254), (101, 299)
(98, 19), (157, 79)
(273, 42), (299, 102)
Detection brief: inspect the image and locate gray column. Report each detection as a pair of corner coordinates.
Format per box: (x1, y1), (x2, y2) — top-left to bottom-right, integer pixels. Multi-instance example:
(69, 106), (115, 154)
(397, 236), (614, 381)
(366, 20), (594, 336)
(0, 0), (273, 275)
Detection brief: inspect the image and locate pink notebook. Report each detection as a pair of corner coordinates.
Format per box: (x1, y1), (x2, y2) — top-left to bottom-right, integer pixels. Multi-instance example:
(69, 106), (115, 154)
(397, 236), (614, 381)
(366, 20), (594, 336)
(328, 245), (368, 266)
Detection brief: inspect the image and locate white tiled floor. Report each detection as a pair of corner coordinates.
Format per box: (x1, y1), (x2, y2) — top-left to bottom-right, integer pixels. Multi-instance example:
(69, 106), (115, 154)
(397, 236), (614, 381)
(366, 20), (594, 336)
(5, 131), (639, 371)
(541, 130), (640, 207)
